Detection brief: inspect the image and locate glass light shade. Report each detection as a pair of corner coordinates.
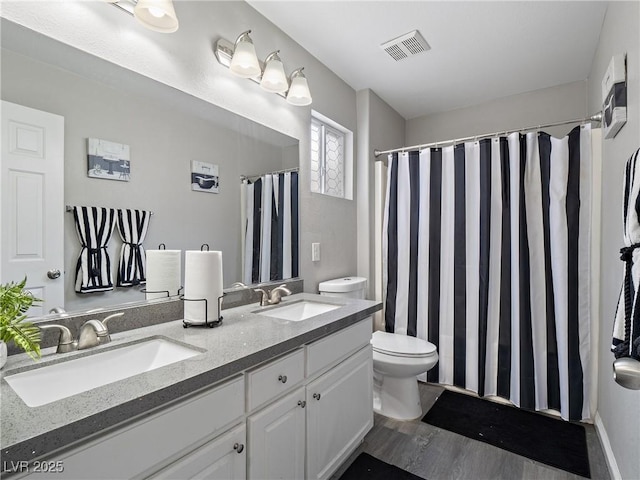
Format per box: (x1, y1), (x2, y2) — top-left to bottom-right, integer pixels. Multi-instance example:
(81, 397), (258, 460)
(260, 54), (288, 93)
(286, 73), (312, 106)
(134, 0), (179, 33)
(230, 38), (261, 78)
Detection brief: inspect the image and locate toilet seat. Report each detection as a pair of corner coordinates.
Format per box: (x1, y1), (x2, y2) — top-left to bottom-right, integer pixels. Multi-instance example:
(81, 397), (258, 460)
(371, 331), (436, 358)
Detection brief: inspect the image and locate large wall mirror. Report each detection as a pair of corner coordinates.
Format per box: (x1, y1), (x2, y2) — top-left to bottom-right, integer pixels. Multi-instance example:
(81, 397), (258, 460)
(0, 20), (300, 315)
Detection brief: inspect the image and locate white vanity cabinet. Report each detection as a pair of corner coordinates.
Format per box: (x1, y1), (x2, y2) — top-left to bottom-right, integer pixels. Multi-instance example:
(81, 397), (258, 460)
(247, 318), (373, 480)
(15, 317), (373, 480)
(305, 345), (373, 480)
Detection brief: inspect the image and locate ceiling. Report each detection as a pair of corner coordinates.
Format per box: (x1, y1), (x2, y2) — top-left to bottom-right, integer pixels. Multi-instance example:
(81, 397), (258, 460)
(247, 1), (609, 120)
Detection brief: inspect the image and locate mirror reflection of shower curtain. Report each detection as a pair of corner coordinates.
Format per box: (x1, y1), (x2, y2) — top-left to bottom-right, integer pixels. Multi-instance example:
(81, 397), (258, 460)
(383, 125), (595, 422)
(242, 172), (299, 285)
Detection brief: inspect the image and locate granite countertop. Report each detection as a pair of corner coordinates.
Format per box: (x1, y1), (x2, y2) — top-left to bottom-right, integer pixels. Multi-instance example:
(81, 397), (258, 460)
(1, 293), (382, 469)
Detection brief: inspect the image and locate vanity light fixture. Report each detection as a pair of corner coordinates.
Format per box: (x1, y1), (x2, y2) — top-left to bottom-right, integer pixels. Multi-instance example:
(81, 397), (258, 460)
(215, 32), (312, 106)
(286, 68), (312, 106)
(229, 31), (262, 78)
(106, 0), (179, 33)
(260, 51), (288, 93)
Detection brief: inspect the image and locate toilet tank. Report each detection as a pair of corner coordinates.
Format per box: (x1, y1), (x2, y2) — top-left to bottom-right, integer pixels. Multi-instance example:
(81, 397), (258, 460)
(318, 277), (367, 299)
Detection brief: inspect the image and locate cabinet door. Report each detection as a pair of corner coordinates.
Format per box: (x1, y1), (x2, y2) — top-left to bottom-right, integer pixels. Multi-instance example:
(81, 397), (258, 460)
(247, 386), (306, 480)
(149, 424), (246, 480)
(306, 346), (373, 480)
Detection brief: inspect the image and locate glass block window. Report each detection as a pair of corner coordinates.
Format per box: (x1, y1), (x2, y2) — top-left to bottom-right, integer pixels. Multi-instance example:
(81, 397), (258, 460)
(311, 117), (345, 198)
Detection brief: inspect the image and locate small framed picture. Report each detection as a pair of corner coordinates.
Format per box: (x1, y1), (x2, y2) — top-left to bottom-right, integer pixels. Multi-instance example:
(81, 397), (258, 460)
(87, 138), (131, 181)
(191, 161), (219, 194)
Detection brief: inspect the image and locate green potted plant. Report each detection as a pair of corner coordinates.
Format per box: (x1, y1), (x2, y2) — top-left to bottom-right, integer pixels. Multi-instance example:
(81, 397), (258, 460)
(0, 278), (42, 368)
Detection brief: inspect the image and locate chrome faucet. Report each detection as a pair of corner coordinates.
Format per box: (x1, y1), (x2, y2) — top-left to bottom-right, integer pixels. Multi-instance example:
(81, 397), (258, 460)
(38, 324), (77, 353)
(254, 284), (292, 306)
(77, 312), (124, 350)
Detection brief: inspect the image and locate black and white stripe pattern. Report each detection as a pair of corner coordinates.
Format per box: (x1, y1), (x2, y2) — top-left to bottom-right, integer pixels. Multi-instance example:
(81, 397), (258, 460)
(116, 209), (152, 287)
(73, 206), (116, 294)
(383, 125), (592, 421)
(613, 148), (640, 360)
(242, 172), (299, 284)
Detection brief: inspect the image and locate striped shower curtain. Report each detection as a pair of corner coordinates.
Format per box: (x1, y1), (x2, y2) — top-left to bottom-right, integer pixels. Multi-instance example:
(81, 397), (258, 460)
(383, 125), (593, 421)
(242, 172), (299, 285)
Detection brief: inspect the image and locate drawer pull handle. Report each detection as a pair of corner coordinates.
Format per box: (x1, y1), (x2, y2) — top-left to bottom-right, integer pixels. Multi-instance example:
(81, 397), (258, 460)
(233, 443), (244, 454)
(278, 375), (288, 384)
(298, 400), (306, 408)
(313, 393), (321, 401)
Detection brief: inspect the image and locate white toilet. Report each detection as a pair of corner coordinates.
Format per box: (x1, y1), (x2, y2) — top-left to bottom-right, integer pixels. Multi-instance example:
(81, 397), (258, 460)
(370, 331), (438, 420)
(318, 277), (439, 421)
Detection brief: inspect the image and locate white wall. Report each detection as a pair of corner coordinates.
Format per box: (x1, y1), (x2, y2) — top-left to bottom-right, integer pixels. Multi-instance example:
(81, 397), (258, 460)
(406, 80), (588, 144)
(587, 2), (640, 479)
(0, 0), (359, 295)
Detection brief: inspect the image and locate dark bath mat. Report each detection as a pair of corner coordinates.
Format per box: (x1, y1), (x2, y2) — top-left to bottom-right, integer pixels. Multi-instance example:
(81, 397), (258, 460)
(422, 390), (590, 478)
(339, 452), (426, 480)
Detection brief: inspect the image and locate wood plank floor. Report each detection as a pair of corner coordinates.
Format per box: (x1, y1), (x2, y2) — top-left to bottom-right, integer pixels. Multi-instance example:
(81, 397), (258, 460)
(333, 383), (610, 480)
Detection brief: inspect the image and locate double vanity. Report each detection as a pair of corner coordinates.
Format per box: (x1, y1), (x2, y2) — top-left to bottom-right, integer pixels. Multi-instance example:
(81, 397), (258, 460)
(1, 294), (381, 479)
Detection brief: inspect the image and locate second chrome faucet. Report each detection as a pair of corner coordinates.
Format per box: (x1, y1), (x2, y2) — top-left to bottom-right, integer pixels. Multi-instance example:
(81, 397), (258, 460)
(254, 285), (292, 306)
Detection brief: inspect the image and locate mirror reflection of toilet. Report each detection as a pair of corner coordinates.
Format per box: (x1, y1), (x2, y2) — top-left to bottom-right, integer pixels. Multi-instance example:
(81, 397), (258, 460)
(318, 276), (439, 421)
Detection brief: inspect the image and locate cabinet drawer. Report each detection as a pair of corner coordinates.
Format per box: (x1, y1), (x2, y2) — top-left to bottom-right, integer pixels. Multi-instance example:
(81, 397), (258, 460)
(246, 348), (304, 411)
(149, 423), (246, 480)
(22, 376), (245, 480)
(306, 318), (372, 378)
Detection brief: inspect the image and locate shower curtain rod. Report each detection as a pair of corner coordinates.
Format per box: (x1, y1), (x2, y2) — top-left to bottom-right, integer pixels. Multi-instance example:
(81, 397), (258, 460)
(240, 166), (299, 182)
(373, 112), (603, 159)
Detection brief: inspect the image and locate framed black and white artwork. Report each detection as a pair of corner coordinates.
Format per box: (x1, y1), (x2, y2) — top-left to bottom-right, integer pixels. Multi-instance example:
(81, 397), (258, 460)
(87, 138), (131, 181)
(191, 161), (219, 194)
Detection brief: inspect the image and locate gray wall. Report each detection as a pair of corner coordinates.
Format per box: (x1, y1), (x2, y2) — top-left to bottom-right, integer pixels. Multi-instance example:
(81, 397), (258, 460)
(406, 80), (588, 144)
(1, 49), (296, 311)
(587, 2), (640, 479)
(1, 1), (360, 303)
(356, 89), (404, 327)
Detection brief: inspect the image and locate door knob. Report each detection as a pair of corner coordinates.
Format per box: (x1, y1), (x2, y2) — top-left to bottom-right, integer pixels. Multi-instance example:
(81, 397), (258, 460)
(298, 400), (306, 408)
(313, 393), (321, 401)
(47, 269), (61, 280)
(278, 375), (287, 383)
(233, 443), (244, 454)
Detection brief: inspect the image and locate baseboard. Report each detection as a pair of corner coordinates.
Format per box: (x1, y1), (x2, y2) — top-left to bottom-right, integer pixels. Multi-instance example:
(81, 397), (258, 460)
(594, 412), (622, 480)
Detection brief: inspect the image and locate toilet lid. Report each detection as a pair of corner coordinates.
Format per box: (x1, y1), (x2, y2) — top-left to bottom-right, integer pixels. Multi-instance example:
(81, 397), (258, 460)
(371, 331), (437, 357)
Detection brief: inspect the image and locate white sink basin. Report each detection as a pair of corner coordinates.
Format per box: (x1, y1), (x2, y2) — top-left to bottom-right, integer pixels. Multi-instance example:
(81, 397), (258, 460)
(256, 300), (341, 321)
(4, 338), (202, 407)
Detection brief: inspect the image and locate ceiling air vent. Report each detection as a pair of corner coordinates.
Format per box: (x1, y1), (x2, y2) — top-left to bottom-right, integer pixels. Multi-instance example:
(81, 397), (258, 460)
(381, 30), (430, 62)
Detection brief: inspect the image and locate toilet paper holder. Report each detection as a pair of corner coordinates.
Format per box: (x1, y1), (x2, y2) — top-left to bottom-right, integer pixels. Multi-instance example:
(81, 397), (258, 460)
(181, 293), (225, 328)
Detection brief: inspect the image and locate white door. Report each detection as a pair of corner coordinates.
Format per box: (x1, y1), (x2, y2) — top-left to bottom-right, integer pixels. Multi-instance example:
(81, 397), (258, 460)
(247, 386), (306, 480)
(306, 346), (374, 480)
(1, 101), (65, 315)
(149, 424), (247, 480)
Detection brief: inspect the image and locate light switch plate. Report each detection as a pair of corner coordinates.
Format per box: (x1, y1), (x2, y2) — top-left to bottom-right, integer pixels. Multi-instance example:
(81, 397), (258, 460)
(312, 243), (320, 262)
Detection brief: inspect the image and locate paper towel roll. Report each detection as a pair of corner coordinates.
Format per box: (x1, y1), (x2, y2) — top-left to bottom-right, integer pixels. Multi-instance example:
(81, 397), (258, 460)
(146, 250), (182, 300)
(183, 250), (224, 324)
